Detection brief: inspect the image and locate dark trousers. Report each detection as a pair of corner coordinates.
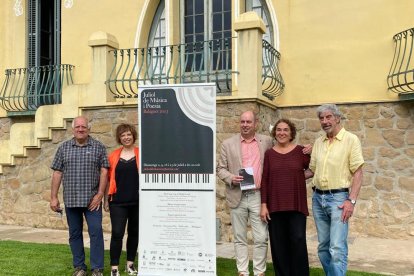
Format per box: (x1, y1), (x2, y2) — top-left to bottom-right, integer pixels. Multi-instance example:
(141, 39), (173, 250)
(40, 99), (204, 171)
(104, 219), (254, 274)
(268, 211), (309, 276)
(109, 204), (139, 265)
(65, 207), (104, 270)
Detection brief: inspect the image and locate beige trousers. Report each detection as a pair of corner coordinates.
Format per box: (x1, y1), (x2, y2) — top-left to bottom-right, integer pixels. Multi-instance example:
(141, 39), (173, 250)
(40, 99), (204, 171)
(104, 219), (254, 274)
(230, 191), (268, 276)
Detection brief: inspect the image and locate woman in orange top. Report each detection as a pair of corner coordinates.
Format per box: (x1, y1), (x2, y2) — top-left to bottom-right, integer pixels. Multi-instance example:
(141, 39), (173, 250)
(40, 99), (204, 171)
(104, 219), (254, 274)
(104, 124), (139, 276)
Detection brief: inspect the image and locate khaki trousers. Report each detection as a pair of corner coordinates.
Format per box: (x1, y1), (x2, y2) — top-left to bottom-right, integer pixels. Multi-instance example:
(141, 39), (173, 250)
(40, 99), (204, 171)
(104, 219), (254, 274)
(230, 191), (268, 276)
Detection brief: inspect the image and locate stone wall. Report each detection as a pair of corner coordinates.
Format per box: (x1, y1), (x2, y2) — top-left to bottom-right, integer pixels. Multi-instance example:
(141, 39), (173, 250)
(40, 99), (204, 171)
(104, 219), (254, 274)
(0, 107), (138, 231)
(0, 117), (11, 140)
(277, 102), (414, 239)
(216, 102), (414, 241)
(0, 102), (413, 240)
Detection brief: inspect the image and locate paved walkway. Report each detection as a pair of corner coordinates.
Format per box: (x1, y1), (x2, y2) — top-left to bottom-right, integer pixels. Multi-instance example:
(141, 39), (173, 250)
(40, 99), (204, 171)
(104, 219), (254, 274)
(0, 224), (413, 275)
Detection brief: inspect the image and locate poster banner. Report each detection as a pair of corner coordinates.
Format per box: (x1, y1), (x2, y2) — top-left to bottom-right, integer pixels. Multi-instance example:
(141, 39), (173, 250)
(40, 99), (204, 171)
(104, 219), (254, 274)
(138, 84), (216, 276)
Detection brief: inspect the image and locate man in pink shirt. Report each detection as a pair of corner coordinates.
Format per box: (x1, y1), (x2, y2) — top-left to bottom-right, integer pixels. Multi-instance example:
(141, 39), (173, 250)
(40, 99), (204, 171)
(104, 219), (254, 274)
(217, 111), (273, 276)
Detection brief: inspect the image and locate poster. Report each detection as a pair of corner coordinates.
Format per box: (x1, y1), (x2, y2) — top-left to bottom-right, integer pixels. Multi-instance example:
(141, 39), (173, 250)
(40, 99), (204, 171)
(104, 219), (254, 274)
(138, 84), (216, 276)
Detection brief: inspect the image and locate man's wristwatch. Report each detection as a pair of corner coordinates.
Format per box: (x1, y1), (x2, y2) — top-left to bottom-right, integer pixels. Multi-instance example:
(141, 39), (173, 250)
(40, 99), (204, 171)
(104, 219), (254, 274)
(347, 198), (357, 206)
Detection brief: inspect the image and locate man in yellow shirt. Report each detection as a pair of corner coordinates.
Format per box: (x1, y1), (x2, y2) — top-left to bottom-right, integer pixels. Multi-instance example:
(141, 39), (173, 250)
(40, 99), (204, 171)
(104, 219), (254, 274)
(309, 104), (364, 276)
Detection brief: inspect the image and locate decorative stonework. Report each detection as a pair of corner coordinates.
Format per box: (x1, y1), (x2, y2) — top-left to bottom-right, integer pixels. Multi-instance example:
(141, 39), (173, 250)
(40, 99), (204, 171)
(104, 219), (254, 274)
(0, 118), (11, 140)
(64, 0), (74, 9)
(14, 0), (23, 16)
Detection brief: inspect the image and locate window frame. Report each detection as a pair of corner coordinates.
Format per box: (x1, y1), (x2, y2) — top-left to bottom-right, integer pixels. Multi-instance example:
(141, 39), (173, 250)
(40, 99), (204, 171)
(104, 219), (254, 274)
(245, 0), (273, 44)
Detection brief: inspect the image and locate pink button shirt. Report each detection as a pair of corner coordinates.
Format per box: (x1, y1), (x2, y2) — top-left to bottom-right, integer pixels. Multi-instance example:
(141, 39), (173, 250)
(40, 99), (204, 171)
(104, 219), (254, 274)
(241, 136), (262, 188)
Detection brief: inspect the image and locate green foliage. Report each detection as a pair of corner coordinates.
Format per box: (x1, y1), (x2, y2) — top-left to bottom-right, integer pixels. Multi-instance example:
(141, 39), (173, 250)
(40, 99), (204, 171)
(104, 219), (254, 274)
(0, 241), (384, 275)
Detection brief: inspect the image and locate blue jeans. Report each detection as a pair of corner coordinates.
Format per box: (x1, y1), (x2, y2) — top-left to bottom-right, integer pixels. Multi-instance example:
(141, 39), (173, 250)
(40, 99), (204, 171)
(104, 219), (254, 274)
(312, 192), (349, 276)
(65, 207), (104, 270)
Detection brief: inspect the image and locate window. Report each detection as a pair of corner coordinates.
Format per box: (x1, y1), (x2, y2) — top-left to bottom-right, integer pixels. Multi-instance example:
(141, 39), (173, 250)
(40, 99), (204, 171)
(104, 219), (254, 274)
(147, 0), (233, 86)
(28, 0), (61, 67)
(183, 0), (232, 72)
(246, 0), (273, 44)
(27, 0), (61, 106)
(148, 0), (166, 49)
(147, 0), (166, 81)
(183, 0), (231, 43)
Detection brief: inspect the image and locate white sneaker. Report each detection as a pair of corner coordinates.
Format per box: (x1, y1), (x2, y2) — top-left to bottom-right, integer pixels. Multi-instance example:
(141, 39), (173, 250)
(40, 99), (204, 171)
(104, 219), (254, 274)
(125, 264), (138, 275)
(111, 268), (120, 276)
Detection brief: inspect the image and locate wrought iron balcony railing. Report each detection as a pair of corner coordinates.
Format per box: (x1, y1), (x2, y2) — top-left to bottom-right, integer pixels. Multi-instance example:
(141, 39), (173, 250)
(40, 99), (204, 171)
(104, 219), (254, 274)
(262, 40), (285, 100)
(0, 64), (74, 113)
(107, 38), (236, 98)
(388, 28), (414, 94)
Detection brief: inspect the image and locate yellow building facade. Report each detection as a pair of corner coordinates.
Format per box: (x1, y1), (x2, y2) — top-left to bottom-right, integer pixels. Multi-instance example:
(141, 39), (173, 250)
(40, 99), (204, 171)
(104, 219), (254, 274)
(0, 0), (414, 239)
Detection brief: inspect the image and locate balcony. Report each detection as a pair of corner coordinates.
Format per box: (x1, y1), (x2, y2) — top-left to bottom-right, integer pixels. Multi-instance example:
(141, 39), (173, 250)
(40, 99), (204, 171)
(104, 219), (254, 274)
(106, 38), (284, 100)
(262, 39), (285, 100)
(387, 27), (414, 99)
(106, 38), (235, 98)
(0, 64), (74, 115)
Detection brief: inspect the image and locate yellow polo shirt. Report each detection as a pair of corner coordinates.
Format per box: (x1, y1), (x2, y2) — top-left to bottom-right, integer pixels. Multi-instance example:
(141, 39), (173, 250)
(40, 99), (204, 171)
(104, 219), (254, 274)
(310, 128), (364, 190)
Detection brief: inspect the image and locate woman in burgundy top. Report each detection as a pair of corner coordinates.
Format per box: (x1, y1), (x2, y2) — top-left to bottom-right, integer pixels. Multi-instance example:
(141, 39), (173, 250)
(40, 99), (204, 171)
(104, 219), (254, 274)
(260, 119), (313, 276)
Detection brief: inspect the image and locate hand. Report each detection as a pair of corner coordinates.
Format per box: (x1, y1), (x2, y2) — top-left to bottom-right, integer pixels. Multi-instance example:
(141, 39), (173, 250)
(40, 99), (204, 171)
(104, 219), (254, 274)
(302, 144), (313, 154)
(103, 198), (109, 212)
(339, 200), (354, 223)
(260, 205), (271, 223)
(50, 197), (61, 212)
(88, 192), (103, 211)
(231, 175), (243, 185)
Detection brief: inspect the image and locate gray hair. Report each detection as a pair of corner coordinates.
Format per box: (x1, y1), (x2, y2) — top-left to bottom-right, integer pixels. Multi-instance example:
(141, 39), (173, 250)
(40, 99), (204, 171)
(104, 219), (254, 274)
(316, 104), (343, 119)
(71, 116), (91, 129)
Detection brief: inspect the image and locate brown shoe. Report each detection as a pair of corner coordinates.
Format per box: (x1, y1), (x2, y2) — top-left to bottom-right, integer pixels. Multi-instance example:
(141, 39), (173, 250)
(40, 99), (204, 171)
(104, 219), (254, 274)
(257, 274), (265, 276)
(72, 267), (86, 276)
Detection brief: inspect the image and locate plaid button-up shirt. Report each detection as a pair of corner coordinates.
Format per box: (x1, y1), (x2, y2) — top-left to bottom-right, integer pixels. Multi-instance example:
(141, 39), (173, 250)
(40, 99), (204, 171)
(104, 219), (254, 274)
(51, 136), (110, 207)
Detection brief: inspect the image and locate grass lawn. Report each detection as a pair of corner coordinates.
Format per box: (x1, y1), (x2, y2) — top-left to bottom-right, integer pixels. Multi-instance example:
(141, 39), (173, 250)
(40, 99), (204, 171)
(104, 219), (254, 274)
(0, 240), (385, 275)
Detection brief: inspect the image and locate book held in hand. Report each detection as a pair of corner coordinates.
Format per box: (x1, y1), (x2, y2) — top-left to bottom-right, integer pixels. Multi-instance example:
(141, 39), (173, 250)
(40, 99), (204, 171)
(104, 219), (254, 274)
(239, 167), (256, 191)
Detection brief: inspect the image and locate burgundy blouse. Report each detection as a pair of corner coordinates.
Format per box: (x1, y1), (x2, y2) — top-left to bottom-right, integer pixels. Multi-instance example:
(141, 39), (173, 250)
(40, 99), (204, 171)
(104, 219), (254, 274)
(260, 145), (310, 216)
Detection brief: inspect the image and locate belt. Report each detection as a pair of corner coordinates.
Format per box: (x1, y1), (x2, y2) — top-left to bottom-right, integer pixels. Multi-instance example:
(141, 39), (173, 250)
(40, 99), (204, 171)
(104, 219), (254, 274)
(312, 187), (349, 194)
(242, 189), (258, 196)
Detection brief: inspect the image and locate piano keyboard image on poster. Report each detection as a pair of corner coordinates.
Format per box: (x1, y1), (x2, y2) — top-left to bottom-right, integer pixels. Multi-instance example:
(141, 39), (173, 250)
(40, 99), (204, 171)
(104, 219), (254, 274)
(143, 173), (211, 190)
(140, 85), (216, 191)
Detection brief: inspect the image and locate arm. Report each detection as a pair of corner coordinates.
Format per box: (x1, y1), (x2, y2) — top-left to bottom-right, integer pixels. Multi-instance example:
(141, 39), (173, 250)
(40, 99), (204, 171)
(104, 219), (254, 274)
(103, 177), (110, 212)
(302, 144), (313, 155)
(260, 151), (271, 223)
(50, 170), (62, 212)
(339, 166), (363, 222)
(216, 142), (242, 186)
(303, 150), (313, 179)
(104, 150), (114, 212)
(88, 167), (108, 211)
(348, 166), (363, 200)
(304, 168), (314, 179)
(260, 203), (271, 223)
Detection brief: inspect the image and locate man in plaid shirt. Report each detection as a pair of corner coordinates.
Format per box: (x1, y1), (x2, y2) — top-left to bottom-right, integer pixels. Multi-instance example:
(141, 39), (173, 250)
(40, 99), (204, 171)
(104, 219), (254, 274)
(50, 116), (109, 276)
